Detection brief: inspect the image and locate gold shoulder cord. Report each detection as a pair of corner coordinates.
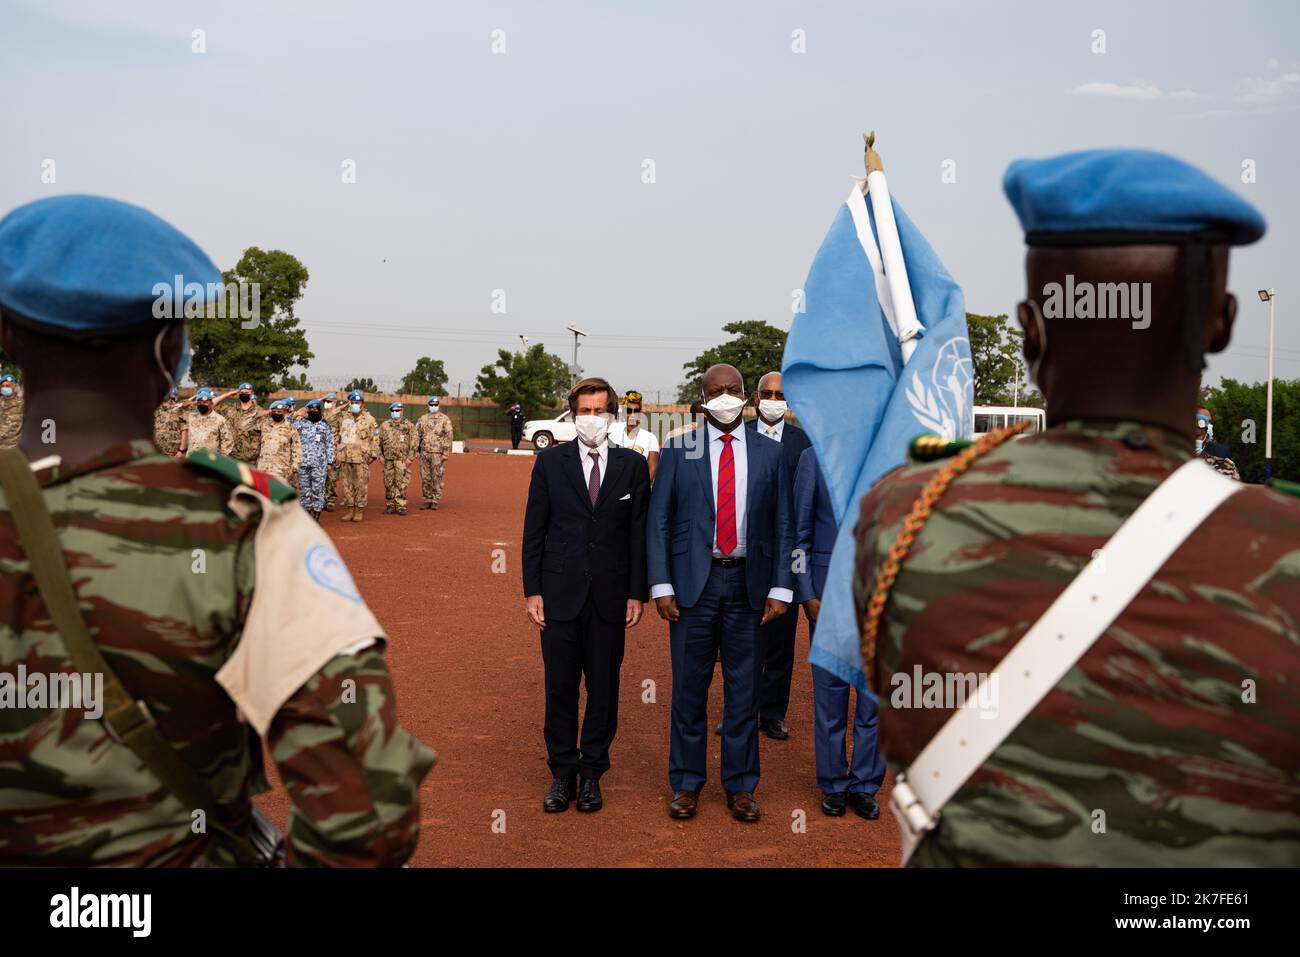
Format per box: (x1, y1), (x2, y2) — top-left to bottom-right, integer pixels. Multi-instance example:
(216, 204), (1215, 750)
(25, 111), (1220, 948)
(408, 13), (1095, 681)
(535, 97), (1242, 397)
(859, 421), (1031, 686)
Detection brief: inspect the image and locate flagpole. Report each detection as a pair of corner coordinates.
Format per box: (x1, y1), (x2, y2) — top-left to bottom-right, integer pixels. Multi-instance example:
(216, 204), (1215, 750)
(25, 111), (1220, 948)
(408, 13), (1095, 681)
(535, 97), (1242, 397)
(864, 132), (924, 365)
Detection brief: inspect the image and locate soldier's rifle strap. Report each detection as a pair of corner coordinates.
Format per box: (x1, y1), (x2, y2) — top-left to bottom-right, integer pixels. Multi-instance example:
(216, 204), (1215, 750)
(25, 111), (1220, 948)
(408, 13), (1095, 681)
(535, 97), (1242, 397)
(0, 447), (265, 867)
(890, 458), (1243, 866)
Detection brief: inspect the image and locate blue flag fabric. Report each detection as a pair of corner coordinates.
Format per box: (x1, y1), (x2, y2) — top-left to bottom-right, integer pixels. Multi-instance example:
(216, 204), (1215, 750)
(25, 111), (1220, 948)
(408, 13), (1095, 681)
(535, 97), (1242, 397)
(783, 185), (972, 694)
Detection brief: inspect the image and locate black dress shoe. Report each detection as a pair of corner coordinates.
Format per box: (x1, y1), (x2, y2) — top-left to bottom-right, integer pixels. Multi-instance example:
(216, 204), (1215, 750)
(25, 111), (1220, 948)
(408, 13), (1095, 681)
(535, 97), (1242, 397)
(669, 790), (699, 819)
(821, 792), (847, 817)
(726, 791), (761, 822)
(760, 718), (790, 740)
(848, 792), (880, 820)
(543, 775), (577, 812)
(576, 778), (603, 813)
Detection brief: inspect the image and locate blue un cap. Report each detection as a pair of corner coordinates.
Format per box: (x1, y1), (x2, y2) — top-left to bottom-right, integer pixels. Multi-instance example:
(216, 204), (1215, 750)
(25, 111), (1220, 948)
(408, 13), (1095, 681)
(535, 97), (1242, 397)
(195, 387), (214, 401)
(238, 382), (252, 391)
(0, 195), (222, 339)
(306, 398), (322, 409)
(1003, 149), (1265, 247)
(348, 390), (363, 401)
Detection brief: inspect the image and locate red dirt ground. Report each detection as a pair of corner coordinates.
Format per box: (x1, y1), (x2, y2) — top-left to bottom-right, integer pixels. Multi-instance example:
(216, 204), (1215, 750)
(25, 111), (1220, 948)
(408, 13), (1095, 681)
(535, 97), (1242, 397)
(258, 451), (900, 867)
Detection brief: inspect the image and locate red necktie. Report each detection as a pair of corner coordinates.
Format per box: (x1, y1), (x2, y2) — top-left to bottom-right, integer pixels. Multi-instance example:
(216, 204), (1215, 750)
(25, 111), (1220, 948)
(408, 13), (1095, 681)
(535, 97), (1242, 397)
(716, 434), (736, 555)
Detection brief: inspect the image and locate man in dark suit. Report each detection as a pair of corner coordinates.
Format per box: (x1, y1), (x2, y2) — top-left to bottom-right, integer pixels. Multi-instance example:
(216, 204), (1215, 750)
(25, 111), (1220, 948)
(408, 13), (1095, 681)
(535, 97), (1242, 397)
(746, 371), (811, 741)
(793, 446), (884, 820)
(522, 377), (650, 813)
(648, 364), (794, 823)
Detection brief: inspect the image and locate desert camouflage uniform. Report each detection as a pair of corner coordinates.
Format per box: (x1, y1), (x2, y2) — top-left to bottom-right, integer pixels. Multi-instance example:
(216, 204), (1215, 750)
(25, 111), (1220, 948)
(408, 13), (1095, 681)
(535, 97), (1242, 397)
(153, 400), (185, 456)
(336, 410), (379, 508)
(256, 419), (302, 484)
(853, 420), (1300, 866)
(222, 401), (263, 463)
(184, 410), (235, 457)
(1199, 444), (1241, 481)
(416, 410), (454, 508)
(294, 419), (335, 513)
(379, 418), (418, 511)
(0, 441), (436, 866)
(324, 408), (343, 509)
(0, 393), (23, 449)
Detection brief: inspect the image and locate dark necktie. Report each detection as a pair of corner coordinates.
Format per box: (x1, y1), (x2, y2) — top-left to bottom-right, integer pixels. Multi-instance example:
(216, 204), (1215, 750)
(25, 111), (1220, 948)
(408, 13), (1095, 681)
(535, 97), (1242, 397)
(716, 434), (736, 555)
(588, 451), (601, 506)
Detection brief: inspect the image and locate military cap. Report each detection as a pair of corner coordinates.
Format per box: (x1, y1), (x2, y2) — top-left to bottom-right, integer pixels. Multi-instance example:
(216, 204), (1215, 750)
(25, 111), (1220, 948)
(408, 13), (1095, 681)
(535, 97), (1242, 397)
(0, 374), (14, 383)
(390, 401), (403, 410)
(348, 390), (363, 401)
(238, 382), (252, 391)
(195, 387), (215, 401)
(305, 398), (322, 408)
(428, 397), (440, 405)
(0, 195), (221, 339)
(1003, 149), (1265, 247)
(324, 392), (337, 401)
(285, 396), (296, 406)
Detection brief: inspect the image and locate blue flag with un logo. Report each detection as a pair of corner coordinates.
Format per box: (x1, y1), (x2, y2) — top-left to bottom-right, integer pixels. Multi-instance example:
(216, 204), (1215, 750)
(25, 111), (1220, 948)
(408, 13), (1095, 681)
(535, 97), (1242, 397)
(783, 184), (973, 695)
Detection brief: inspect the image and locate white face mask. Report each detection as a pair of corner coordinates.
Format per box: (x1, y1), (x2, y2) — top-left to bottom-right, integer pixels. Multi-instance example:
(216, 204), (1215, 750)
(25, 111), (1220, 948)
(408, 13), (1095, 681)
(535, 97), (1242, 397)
(574, 413), (612, 446)
(758, 399), (787, 422)
(702, 393), (745, 425)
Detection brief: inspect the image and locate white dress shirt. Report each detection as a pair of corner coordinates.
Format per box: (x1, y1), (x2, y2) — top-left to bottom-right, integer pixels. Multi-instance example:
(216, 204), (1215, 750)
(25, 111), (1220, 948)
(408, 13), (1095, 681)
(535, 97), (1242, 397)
(757, 417), (785, 442)
(579, 438), (609, 488)
(651, 422), (793, 604)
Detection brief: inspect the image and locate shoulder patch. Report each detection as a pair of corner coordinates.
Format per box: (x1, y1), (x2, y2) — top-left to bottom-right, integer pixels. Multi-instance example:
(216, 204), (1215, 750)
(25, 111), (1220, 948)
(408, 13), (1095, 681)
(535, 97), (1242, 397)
(908, 433), (972, 462)
(183, 448), (297, 502)
(1270, 478), (1300, 499)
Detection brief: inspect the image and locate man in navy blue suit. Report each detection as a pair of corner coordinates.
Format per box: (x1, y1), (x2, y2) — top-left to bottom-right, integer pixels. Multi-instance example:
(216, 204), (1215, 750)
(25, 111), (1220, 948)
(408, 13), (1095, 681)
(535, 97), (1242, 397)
(792, 446), (884, 819)
(648, 364), (794, 823)
(746, 371), (812, 741)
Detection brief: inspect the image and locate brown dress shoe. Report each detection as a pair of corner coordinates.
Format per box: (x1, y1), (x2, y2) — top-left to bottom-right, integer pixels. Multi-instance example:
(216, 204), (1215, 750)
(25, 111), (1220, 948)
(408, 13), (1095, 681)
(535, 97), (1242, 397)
(726, 791), (760, 822)
(668, 790), (698, 820)
(353, 507), (364, 522)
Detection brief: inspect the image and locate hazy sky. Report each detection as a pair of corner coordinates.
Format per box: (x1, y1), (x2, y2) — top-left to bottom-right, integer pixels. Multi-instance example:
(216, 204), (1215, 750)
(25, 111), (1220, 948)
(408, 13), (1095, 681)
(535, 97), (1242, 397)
(2, 0), (1297, 400)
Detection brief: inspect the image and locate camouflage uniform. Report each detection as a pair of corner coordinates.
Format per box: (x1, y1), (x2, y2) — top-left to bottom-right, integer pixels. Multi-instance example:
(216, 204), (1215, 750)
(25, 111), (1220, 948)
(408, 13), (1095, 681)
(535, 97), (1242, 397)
(379, 418), (418, 511)
(416, 410), (454, 508)
(1199, 444), (1241, 481)
(0, 393), (23, 449)
(336, 410), (379, 509)
(255, 419), (302, 484)
(294, 419), (335, 513)
(153, 400), (184, 456)
(184, 410), (235, 457)
(324, 408), (343, 510)
(853, 421), (1300, 866)
(0, 441), (436, 866)
(222, 401), (263, 463)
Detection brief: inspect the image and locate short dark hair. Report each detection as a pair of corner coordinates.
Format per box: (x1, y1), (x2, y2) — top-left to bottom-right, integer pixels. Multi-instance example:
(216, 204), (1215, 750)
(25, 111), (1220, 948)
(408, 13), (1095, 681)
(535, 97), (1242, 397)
(568, 377), (617, 414)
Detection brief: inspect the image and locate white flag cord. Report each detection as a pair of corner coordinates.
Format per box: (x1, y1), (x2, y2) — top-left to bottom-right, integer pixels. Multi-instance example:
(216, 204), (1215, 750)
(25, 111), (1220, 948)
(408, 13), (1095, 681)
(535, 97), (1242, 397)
(890, 459), (1243, 865)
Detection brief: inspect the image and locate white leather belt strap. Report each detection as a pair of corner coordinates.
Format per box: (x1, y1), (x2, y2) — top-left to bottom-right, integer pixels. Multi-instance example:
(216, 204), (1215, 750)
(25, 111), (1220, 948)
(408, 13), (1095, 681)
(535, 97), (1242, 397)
(892, 458), (1242, 865)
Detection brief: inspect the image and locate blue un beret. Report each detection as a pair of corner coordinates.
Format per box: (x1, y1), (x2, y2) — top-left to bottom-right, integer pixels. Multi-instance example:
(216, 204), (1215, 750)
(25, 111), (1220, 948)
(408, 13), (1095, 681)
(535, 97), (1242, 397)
(1003, 149), (1265, 247)
(0, 195), (221, 339)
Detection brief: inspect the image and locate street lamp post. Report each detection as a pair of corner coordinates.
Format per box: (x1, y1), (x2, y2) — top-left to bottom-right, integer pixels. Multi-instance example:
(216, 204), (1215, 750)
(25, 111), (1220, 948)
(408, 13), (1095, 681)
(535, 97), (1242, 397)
(1259, 289), (1276, 484)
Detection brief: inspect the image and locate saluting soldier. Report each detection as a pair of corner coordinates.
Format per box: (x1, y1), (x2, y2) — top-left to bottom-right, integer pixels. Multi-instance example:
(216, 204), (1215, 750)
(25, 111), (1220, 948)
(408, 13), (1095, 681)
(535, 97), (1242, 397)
(379, 401), (417, 515)
(0, 194), (434, 866)
(179, 386), (235, 458)
(416, 395), (454, 509)
(153, 387), (187, 456)
(336, 389), (379, 522)
(293, 398), (335, 521)
(322, 392), (342, 511)
(853, 150), (1300, 866)
(255, 399), (302, 484)
(0, 373), (23, 448)
(220, 382), (263, 463)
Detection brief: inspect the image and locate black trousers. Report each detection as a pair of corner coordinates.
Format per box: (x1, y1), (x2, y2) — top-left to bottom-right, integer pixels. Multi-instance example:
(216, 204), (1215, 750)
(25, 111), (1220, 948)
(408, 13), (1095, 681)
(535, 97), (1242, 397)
(758, 603), (800, 723)
(540, 594), (626, 780)
(511, 431), (523, 450)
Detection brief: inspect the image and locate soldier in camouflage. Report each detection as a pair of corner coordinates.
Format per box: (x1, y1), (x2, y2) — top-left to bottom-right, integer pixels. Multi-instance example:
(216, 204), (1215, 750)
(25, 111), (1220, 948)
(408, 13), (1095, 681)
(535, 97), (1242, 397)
(292, 398), (335, 521)
(336, 389), (379, 523)
(0, 373), (22, 448)
(179, 386), (235, 458)
(153, 387), (187, 456)
(0, 194), (434, 866)
(379, 401), (417, 515)
(255, 399), (302, 484)
(416, 395), (454, 509)
(322, 392), (341, 511)
(220, 382), (263, 463)
(1195, 407), (1241, 480)
(852, 150), (1299, 866)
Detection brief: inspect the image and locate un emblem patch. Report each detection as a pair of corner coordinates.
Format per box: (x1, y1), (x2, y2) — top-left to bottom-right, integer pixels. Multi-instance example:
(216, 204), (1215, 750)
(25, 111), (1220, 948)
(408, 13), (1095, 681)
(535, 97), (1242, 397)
(304, 544), (363, 603)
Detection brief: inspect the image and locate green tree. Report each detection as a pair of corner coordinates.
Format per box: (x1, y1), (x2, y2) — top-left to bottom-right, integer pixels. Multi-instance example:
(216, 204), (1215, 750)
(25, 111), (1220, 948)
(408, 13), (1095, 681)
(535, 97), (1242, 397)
(967, 313), (1031, 405)
(677, 320), (787, 403)
(279, 371), (313, 390)
(1200, 377), (1300, 484)
(401, 357), (449, 396)
(190, 247), (313, 395)
(475, 344), (570, 417)
(346, 377), (379, 393)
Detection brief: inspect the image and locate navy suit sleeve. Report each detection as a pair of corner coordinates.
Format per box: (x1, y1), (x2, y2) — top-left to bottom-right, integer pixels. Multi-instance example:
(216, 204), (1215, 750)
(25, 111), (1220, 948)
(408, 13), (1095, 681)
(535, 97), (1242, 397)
(792, 448), (817, 604)
(628, 453), (650, 600)
(647, 444), (677, 589)
(521, 453), (550, 598)
(771, 450), (796, 594)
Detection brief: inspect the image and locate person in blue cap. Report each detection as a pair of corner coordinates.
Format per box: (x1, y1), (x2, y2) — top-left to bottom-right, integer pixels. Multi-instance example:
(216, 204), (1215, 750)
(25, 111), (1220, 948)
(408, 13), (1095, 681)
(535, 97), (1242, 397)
(0, 372), (22, 448)
(0, 194), (434, 866)
(850, 149), (1300, 866)
(336, 388), (379, 522)
(321, 392), (342, 511)
(178, 385), (235, 457)
(293, 398), (336, 521)
(219, 381), (263, 464)
(378, 400), (417, 515)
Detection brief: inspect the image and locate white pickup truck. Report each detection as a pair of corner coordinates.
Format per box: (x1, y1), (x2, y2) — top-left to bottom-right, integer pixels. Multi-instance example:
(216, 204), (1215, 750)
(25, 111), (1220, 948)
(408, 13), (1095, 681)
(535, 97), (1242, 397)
(522, 410), (577, 450)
